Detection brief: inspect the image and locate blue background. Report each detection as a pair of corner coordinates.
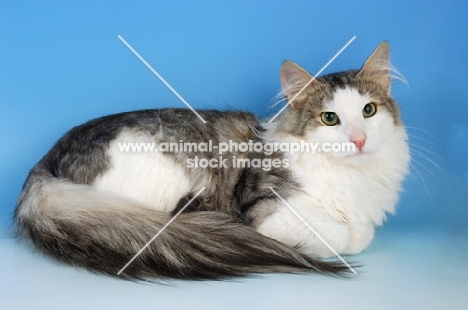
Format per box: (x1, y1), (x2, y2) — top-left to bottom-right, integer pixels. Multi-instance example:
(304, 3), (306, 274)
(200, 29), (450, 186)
(1, 1), (467, 309)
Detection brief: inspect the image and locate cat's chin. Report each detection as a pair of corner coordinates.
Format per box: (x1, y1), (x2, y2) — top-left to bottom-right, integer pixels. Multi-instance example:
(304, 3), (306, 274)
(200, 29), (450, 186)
(330, 151), (373, 166)
(349, 152), (372, 166)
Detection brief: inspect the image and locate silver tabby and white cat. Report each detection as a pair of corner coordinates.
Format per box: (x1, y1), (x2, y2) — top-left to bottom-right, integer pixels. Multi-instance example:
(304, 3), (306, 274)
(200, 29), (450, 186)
(15, 42), (409, 279)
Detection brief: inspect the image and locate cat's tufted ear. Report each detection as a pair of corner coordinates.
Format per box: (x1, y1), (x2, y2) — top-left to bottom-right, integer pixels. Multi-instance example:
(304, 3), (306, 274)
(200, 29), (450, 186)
(357, 41), (391, 93)
(280, 61), (319, 110)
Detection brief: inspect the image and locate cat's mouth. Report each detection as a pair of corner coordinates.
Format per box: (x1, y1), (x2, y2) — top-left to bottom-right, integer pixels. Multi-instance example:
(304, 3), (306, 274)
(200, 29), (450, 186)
(335, 146), (374, 162)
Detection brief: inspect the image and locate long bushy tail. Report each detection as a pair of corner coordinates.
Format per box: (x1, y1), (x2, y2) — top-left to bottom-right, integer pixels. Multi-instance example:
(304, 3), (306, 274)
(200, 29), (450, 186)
(15, 166), (350, 280)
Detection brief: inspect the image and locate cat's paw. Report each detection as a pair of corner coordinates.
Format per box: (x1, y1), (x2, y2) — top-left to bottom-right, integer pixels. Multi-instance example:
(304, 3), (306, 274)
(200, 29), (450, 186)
(343, 222), (374, 254)
(256, 204), (350, 258)
(298, 222), (350, 258)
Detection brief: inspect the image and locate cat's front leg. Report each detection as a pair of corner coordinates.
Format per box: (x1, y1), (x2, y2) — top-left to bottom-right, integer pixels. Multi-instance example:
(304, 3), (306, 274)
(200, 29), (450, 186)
(254, 199), (351, 258)
(343, 222), (375, 254)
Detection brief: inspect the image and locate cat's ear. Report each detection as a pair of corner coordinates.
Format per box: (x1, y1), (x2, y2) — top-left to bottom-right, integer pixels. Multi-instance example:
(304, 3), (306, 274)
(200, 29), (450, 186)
(358, 41), (391, 93)
(280, 61), (319, 109)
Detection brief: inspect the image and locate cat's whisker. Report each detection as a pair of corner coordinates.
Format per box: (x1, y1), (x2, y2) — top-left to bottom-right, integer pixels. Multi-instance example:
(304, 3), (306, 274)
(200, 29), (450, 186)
(405, 127), (443, 205)
(409, 149), (446, 176)
(409, 155), (443, 183)
(407, 128), (446, 180)
(408, 162), (435, 206)
(408, 142), (445, 162)
(406, 126), (442, 142)
(407, 134), (439, 147)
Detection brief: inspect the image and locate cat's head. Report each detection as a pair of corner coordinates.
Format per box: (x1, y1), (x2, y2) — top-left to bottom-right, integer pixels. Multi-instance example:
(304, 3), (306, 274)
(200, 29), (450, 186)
(277, 42), (406, 166)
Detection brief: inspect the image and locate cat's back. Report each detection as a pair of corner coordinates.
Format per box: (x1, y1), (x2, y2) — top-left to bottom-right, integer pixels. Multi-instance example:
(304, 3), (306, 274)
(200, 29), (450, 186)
(40, 108), (259, 180)
(32, 108), (262, 211)
(49, 108), (259, 150)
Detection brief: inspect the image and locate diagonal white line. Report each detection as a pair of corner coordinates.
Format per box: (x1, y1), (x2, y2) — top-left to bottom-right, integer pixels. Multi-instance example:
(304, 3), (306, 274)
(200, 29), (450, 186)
(268, 36), (356, 123)
(118, 35), (207, 124)
(117, 187), (206, 276)
(269, 187), (357, 274)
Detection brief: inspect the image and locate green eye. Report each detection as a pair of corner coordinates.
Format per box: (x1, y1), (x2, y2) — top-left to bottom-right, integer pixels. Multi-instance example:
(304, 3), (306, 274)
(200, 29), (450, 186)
(320, 112), (339, 126)
(363, 103), (377, 118)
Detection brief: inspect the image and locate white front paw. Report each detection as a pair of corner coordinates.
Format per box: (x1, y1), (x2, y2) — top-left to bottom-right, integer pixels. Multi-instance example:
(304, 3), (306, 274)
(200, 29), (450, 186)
(343, 223), (374, 254)
(300, 223), (350, 258)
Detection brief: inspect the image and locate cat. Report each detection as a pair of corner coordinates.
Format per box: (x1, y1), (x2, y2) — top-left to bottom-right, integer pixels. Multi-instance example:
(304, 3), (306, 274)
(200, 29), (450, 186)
(15, 42), (409, 280)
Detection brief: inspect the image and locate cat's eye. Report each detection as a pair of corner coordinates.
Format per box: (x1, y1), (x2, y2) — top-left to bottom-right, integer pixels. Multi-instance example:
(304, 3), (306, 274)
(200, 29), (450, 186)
(362, 103), (377, 118)
(320, 112), (340, 126)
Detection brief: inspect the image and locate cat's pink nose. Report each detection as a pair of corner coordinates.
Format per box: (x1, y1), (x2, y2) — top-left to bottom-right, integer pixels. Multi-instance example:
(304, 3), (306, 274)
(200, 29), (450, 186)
(351, 138), (366, 152)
